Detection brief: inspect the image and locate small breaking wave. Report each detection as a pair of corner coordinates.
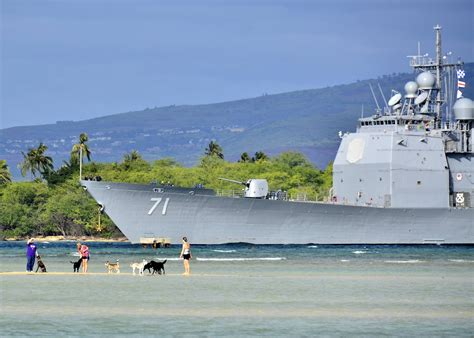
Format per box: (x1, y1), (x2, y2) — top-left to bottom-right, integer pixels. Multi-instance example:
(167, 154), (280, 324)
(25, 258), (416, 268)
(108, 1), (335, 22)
(340, 259), (350, 262)
(212, 250), (236, 253)
(196, 257), (286, 262)
(352, 250), (367, 254)
(154, 257), (181, 261)
(307, 245), (318, 248)
(384, 260), (424, 264)
(448, 259), (474, 263)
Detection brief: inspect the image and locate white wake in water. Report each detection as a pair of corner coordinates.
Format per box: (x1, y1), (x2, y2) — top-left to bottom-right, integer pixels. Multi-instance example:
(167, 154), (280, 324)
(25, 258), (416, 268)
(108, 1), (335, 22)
(352, 251), (367, 254)
(212, 250), (237, 253)
(154, 257), (181, 261)
(384, 260), (424, 264)
(196, 257), (286, 262)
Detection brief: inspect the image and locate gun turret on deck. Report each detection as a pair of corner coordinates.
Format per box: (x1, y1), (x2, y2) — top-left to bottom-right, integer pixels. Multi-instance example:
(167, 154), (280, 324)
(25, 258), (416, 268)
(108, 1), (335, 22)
(219, 178), (269, 198)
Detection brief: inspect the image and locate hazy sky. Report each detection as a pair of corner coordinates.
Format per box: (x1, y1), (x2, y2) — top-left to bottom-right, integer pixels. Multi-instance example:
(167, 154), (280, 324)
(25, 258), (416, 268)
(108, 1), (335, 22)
(1, 0), (473, 128)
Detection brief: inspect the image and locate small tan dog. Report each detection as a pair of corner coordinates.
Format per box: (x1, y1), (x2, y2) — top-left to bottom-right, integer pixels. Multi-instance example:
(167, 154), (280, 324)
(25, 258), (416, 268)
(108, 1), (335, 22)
(105, 260), (120, 274)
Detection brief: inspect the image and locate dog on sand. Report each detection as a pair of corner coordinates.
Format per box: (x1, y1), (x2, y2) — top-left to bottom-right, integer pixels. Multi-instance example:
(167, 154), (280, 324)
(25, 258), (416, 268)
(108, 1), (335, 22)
(35, 255), (47, 273)
(105, 260), (120, 274)
(143, 260), (167, 275)
(130, 259), (147, 275)
(70, 258), (82, 272)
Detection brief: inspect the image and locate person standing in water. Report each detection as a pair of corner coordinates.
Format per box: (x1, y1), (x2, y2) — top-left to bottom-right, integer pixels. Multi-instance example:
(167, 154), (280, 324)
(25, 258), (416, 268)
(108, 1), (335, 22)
(179, 237), (191, 275)
(76, 242), (90, 273)
(26, 238), (37, 272)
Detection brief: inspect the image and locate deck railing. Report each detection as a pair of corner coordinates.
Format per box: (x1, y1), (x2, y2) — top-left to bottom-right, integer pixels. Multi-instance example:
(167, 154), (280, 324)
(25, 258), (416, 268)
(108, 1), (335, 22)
(216, 190), (323, 203)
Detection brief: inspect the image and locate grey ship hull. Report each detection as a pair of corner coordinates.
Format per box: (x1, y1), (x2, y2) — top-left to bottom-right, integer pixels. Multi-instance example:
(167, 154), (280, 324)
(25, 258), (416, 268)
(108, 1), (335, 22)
(82, 181), (474, 244)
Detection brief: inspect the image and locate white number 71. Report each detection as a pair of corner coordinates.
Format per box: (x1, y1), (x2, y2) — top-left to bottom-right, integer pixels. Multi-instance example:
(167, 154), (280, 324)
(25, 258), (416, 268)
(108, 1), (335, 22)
(148, 197), (170, 215)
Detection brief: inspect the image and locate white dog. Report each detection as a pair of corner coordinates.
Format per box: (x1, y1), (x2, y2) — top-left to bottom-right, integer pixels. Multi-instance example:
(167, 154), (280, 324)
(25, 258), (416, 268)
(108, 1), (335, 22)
(130, 259), (147, 275)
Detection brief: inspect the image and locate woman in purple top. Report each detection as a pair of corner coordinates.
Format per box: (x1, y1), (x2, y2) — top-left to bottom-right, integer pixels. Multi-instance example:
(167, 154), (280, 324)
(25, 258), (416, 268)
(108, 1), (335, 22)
(26, 238), (37, 272)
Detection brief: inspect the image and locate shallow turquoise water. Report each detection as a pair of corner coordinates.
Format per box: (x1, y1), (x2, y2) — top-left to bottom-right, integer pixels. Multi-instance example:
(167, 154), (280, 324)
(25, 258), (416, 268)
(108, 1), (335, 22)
(1, 242), (473, 336)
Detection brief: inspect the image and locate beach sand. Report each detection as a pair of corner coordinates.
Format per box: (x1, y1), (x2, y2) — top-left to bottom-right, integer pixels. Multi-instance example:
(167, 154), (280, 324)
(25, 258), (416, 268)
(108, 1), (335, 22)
(4, 236), (128, 243)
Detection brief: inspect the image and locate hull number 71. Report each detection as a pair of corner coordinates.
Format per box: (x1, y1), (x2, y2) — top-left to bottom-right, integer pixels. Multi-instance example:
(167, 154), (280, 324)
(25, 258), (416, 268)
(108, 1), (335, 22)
(148, 198), (170, 215)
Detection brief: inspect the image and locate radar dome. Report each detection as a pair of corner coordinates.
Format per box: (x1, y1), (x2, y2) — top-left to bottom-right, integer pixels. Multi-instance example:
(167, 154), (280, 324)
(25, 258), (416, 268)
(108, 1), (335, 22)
(404, 81), (418, 98)
(416, 72), (436, 89)
(453, 98), (474, 120)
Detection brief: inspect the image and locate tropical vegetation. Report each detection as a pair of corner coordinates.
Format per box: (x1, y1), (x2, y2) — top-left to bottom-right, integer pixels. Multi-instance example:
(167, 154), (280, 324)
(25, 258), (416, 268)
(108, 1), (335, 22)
(18, 143), (54, 179)
(0, 140), (332, 239)
(0, 160), (12, 185)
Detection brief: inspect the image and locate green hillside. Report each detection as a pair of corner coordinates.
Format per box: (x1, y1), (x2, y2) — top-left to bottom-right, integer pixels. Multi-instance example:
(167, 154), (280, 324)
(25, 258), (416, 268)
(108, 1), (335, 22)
(1, 63), (473, 177)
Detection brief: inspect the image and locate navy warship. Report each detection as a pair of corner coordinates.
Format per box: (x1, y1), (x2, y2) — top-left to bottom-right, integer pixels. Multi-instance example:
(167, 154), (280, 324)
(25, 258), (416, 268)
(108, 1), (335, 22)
(82, 26), (473, 244)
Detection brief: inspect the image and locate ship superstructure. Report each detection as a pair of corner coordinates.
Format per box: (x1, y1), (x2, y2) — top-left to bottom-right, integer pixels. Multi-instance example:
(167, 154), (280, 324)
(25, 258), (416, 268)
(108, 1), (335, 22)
(82, 27), (473, 244)
(333, 26), (473, 210)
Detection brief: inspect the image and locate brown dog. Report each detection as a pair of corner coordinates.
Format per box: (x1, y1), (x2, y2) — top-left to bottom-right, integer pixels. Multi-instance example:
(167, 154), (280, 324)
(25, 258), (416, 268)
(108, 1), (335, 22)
(105, 260), (120, 274)
(36, 255), (47, 273)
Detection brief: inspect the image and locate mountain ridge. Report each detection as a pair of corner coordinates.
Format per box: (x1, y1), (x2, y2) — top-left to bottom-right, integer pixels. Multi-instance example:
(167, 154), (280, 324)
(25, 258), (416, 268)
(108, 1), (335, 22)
(2, 63), (473, 178)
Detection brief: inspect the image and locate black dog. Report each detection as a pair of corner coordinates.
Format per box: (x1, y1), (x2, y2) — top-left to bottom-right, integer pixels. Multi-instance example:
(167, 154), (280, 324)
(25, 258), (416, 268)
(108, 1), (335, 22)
(143, 260), (167, 275)
(35, 255), (47, 273)
(70, 258), (82, 272)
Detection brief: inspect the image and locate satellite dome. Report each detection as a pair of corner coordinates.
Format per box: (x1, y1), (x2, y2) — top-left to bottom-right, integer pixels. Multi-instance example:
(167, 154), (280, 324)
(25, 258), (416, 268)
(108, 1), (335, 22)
(404, 81), (418, 98)
(416, 72), (436, 89)
(453, 98), (474, 120)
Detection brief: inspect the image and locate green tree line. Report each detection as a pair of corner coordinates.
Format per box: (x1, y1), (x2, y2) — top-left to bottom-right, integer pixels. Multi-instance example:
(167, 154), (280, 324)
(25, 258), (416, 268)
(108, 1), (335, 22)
(0, 135), (332, 239)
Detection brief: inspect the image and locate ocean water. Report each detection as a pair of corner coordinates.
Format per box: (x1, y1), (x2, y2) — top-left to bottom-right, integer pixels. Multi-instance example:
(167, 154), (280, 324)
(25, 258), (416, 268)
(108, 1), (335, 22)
(0, 241), (473, 336)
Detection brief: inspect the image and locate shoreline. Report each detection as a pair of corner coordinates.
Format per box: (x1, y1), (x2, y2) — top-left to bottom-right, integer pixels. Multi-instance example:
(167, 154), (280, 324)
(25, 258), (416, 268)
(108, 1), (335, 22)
(3, 236), (129, 243)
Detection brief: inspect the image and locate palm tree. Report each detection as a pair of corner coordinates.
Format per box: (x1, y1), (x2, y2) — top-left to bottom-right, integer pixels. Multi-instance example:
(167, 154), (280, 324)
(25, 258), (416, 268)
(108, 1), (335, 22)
(122, 150), (143, 170)
(0, 160), (12, 184)
(71, 133), (91, 180)
(204, 140), (224, 159)
(36, 143), (54, 174)
(19, 143), (54, 178)
(238, 152), (251, 163)
(19, 147), (38, 178)
(123, 150), (142, 163)
(253, 151), (269, 162)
